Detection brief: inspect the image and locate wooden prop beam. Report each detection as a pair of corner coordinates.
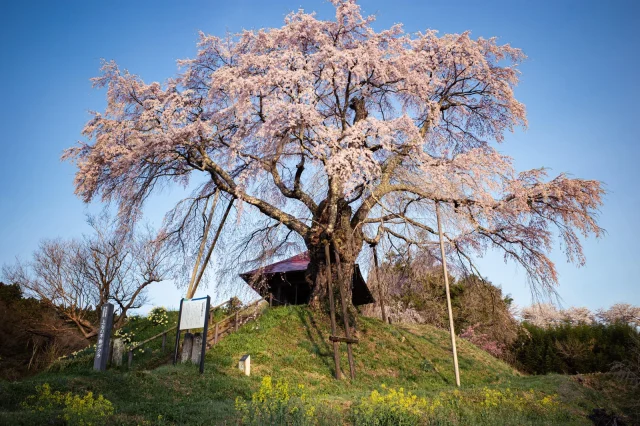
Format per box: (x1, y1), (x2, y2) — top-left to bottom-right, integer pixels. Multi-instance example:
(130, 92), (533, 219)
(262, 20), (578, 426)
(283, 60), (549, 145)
(370, 243), (389, 324)
(324, 242), (342, 380)
(187, 195), (236, 299)
(436, 202), (461, 387)
(329, 336), (359, 344)
(186, 190), (220, 298)
(334, 246), (356, 380)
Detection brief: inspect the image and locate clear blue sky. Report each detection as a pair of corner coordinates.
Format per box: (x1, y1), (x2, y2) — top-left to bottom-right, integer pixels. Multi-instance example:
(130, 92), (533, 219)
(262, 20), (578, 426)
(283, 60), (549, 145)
(1, 0), (638, 313)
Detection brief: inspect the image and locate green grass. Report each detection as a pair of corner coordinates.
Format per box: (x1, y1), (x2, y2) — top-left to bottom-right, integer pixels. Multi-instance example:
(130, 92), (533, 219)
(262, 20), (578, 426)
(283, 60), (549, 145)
(0, 306), (626, 425)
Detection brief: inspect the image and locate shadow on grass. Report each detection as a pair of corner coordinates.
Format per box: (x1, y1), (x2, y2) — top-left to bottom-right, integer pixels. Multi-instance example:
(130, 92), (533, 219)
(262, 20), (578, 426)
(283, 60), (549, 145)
(394, 326), (451, 385)
(296, 308), (338, 376)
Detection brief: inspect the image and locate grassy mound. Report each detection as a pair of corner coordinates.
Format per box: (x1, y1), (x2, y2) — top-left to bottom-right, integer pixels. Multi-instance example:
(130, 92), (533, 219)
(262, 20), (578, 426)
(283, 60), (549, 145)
(0, 306), (622, 425)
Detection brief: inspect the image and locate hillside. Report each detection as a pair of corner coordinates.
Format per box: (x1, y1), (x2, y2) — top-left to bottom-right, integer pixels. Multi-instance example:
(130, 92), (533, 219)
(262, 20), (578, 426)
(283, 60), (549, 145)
(0, 306), (621, 425)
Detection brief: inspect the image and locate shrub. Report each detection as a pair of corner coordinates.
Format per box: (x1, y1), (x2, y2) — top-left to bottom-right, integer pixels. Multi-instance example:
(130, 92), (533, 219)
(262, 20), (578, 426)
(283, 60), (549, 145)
(350, 385), (565, 425)
(22, 383), (114, 425)
(511, 322), (639, 374)
(148, 307), (169, 326)
(113, 329), (136, 348)
(235, 376), (316, 425)
(351, 385), (437, 425)
(460, 324), (505, 358)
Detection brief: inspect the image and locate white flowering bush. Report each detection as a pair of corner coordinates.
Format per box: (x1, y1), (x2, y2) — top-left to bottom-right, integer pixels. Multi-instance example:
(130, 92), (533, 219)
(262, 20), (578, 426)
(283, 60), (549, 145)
(148, 307), (169, 326)
(113, 329), (136, 348)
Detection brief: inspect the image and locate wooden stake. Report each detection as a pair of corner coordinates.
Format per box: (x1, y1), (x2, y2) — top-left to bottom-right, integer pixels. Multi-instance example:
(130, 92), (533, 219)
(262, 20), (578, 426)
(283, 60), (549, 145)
(370, 244), (388, 324)
(436, 202), (461, 387)
(324, 242), (342, 380)
(334, 246), (356, 380)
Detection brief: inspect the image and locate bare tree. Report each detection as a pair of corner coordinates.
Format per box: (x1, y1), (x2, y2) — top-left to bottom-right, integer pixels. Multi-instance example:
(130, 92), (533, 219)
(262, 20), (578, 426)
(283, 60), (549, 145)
(2, 214), (170, 337)
(3, 239), (96, 337)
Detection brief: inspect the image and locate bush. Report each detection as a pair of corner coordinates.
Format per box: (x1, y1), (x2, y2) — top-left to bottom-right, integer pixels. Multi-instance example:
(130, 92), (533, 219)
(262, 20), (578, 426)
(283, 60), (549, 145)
(235, 376), (316, 425)
(511, 322), (639, 374)
(350, 385), (566, 425)
(148, 307), (169, 326)
(22, 383), (114, 425)
(351, 385), (437, 425)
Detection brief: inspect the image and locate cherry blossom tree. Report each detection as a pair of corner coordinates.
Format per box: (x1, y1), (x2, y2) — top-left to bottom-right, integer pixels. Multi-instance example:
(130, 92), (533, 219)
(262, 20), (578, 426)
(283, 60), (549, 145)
(64, 0), (604, 305)
(597, 304), (640, 327)
(561, 306), (595, 325)
(520, 303), (563, 328)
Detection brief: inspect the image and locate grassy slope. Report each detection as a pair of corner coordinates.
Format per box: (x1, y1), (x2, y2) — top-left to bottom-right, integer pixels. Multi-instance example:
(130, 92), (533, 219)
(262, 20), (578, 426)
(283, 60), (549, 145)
(0, 306), (614, 425)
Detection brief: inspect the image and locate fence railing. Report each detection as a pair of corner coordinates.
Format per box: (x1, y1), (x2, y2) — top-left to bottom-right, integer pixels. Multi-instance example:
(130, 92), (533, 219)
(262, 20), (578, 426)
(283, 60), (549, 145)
(208, 297), (266, 345)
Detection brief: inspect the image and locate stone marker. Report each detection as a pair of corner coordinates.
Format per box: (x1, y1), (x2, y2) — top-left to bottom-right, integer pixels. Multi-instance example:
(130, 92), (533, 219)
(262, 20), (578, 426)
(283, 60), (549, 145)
(181, 332), (194, 363)
(93, 303), (114, 371)
(112, 338), (124, 367)
(191, 333), (203, 364)
(239, 354), (250, 376)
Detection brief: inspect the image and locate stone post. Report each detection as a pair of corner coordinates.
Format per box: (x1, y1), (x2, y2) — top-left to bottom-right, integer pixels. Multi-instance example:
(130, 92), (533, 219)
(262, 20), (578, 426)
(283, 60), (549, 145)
(238, 354), (250, 376)
(191, 333), (203, 364)
(181, 332), (194, 363)
(112, 338), (124, 367)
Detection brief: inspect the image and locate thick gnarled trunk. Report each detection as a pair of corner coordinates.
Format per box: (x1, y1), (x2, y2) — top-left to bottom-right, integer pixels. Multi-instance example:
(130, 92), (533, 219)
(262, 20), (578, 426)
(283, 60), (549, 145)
(305, 201), (362, 312)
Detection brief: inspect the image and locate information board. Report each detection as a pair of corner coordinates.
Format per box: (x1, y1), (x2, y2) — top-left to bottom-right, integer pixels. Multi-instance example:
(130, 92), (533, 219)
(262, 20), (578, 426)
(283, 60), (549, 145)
(179, 297), (209, 330)
(173, 296), (211, 373)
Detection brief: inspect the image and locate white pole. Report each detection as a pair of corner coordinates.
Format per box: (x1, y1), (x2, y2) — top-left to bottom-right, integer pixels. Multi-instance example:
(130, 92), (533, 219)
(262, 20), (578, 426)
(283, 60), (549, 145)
(436, 202), (461, 387)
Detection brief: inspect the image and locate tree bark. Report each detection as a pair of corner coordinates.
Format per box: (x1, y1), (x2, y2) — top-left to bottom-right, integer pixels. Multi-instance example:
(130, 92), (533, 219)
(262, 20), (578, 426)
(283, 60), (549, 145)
(305, 200), (362, 311)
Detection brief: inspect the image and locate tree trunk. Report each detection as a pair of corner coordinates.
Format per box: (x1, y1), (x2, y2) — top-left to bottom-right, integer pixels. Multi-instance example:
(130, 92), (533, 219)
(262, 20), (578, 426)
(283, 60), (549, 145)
(305, 200), (362, 312)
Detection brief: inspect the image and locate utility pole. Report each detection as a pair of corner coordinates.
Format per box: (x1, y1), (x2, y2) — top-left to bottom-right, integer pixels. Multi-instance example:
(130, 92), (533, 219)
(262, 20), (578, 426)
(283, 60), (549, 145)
(436, 202), (461, 387)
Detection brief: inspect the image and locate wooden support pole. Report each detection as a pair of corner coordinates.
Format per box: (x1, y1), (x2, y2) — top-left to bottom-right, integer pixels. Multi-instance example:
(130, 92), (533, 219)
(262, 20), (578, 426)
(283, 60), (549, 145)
(235, 311), (239, 332)
(162, 332), (167, 352)
(189, 196), (236, 298)
(334, 247), (356, 380)
(127, 350), (133, 368)
(436, 202), (461, 387)
(186, 190), (220, 299)
(269, 293), (273, 307)
(370, 244), (388, 324)
(324, 242), (342, 380)
(214, 323), (219, 345)
(329, 335), (359, 344)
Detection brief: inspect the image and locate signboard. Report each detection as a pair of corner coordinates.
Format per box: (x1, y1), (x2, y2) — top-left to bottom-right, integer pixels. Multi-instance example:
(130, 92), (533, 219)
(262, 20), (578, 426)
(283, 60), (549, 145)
(179, 297), (209, 330)
(173, 296), (211, 373)
(93, 303), (114, 371)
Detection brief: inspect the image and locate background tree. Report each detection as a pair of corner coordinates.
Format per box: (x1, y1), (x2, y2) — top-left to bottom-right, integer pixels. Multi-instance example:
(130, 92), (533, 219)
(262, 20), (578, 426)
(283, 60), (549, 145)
(2, 214), (170, 337)
(363, 245), (519, 357)
(64, 0), (604, 306)
(597, 303), (640, 328)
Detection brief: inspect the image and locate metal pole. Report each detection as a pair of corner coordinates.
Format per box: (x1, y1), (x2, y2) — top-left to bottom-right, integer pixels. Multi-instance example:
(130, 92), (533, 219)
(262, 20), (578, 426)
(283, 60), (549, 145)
(173, 299), (184, 365)
(436, 202), (460, 387)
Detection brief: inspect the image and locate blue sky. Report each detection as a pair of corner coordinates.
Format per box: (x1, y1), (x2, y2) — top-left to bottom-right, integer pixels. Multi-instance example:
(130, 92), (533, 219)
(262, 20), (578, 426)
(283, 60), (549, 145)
(0, 0), (638, 313)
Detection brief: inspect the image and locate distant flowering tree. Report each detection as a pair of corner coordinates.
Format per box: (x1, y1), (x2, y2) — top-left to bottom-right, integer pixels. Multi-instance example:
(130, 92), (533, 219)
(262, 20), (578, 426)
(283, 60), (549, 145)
(597, 304), (640, 327)
(64, 0), (604, 304)
(520, 303), (563, 328)
(561, 306), (595, 325)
